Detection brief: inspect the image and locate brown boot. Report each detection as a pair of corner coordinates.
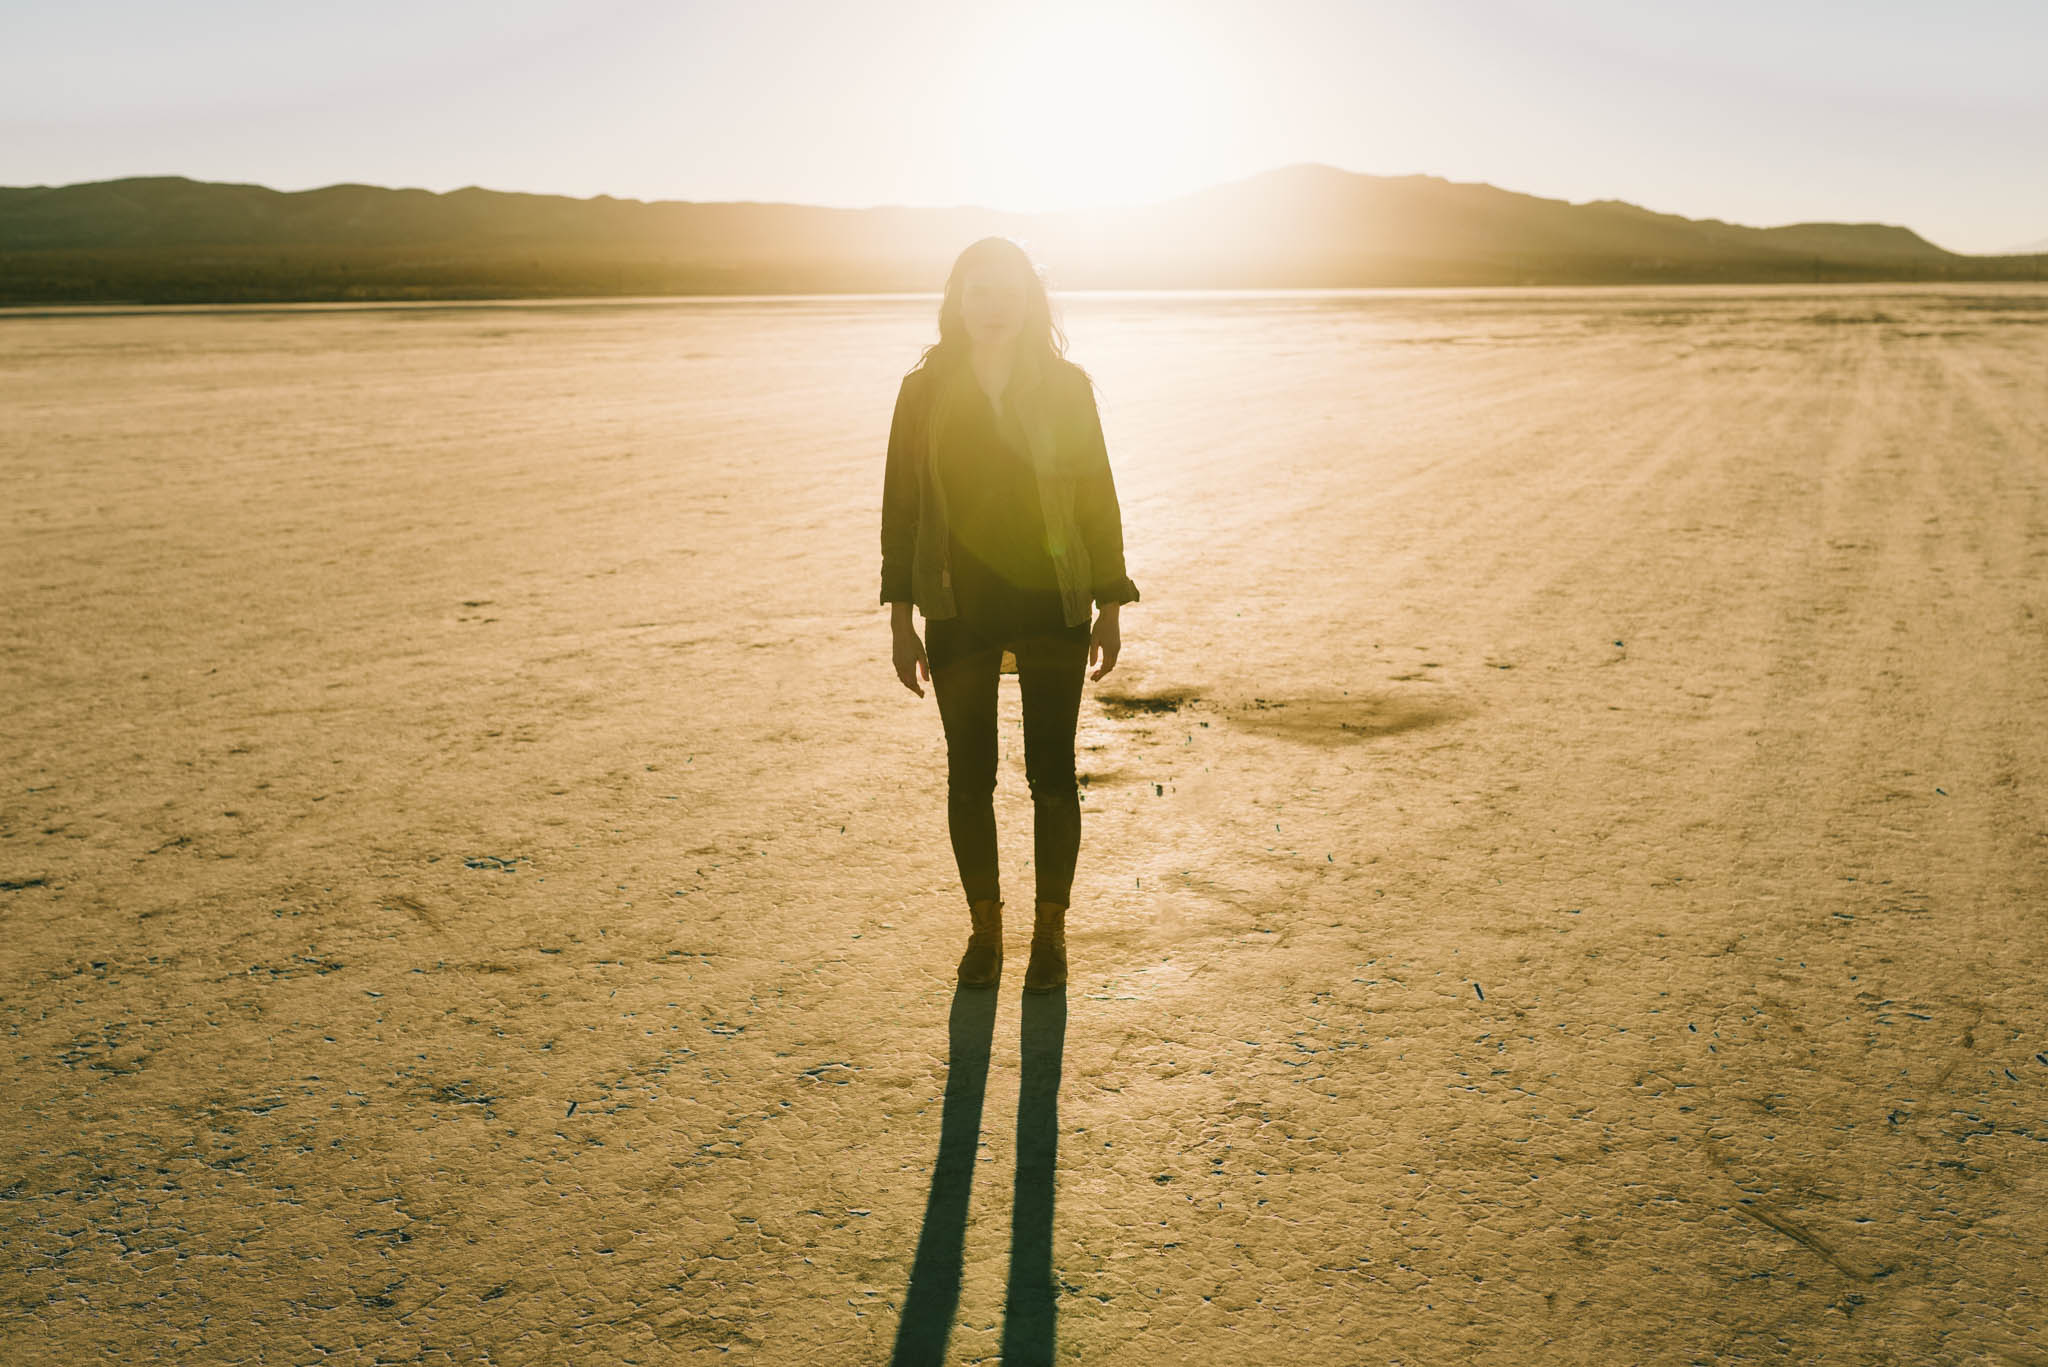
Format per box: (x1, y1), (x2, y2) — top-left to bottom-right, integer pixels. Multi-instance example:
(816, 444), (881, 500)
(957, 898), (1003, 986)
(1023, 900), (1067, 993)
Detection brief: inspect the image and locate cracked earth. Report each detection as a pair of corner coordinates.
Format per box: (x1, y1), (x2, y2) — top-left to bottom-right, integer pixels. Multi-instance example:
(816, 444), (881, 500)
(3, 286), (2045, 1364)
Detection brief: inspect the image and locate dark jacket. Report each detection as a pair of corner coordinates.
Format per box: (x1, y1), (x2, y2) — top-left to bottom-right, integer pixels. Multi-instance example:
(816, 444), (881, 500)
(880, 347), (1140, 628)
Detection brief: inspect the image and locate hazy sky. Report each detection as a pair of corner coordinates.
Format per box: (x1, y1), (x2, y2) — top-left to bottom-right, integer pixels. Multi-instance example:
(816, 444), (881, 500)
(7, 0), (2045, 254)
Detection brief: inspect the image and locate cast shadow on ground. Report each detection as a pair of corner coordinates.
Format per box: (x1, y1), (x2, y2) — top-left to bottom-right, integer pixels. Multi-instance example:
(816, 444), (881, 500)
(891, 983), (1069, 1366)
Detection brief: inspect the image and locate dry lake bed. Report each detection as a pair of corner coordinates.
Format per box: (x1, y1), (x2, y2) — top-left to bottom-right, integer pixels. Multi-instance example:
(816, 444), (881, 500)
(3, 284), (2045, 1365)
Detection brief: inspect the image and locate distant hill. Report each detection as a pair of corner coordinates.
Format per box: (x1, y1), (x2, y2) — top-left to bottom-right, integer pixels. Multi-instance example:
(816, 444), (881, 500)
(1, 162), (2041, 304)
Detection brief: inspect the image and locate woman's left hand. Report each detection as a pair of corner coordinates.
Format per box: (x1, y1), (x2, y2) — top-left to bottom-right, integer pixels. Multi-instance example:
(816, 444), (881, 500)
(1088, 606), (1121, 680)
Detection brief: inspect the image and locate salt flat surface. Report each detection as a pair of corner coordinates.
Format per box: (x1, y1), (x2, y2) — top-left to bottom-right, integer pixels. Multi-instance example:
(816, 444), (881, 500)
(3, 285), (2045, 1364)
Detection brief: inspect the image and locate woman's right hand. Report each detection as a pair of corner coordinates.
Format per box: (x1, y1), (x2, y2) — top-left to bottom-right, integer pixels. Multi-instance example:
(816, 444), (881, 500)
(892, 616), (930, 697)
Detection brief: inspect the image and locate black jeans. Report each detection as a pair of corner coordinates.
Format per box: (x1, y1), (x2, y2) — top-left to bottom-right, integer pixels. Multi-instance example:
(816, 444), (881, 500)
(926, 617), (1089, 910)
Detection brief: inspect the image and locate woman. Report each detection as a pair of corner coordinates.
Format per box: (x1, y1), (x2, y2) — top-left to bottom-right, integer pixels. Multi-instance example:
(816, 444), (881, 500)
(879, 235), (1141, 993)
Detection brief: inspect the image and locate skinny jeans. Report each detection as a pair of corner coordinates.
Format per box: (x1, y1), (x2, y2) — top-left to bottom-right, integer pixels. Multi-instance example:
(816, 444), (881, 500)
(925, 615), (1089, 910)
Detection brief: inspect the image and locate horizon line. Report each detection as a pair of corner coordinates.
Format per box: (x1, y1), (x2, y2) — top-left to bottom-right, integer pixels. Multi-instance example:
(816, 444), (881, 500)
(11, 162), (2034, 258)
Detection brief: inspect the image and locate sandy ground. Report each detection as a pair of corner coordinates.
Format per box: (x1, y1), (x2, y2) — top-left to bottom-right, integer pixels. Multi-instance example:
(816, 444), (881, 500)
(2, 284), (2045, 1365)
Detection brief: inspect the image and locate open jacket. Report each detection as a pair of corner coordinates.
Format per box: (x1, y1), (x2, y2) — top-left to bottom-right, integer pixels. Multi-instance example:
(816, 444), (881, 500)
(879, 346), (1140, 629)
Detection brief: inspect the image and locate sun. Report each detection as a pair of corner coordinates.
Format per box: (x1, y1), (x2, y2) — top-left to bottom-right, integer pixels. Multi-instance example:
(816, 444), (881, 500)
(958, 5), (1238, 213)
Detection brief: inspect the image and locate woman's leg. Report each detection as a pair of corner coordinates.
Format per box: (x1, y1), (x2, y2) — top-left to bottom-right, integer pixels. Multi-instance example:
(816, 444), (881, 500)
(1013, 630), (1089, 909)
(927, 620), (1005, 907)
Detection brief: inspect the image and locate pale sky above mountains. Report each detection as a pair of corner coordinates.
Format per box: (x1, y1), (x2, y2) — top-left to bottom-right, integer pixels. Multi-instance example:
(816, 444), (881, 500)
(6, 0), (2044, 254)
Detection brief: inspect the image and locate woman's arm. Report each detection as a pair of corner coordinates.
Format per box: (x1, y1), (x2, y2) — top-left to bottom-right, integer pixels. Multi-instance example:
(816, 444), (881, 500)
(1071, 379), (1140, 609)
(879, 372), (921, 607)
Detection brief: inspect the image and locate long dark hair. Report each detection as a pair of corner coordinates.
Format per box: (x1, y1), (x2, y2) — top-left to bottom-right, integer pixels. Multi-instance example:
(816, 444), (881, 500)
(909, 235), (1084, 389)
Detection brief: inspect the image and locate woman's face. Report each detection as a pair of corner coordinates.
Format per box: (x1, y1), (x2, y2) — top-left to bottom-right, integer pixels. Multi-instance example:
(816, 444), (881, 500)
(959, 259), (1028, 351)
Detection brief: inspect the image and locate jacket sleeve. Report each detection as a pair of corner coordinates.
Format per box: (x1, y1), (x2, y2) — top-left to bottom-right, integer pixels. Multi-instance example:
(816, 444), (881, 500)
(1071, 378), (1141, 608)
(879, 372), (920, 606)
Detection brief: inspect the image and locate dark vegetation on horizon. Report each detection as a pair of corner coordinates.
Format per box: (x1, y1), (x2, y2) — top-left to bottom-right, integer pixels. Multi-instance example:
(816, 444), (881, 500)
(2, 163), (2041, 305)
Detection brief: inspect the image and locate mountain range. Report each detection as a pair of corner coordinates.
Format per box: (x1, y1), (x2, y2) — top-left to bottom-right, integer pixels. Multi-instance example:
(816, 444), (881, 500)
(1, 162), (2040, 304)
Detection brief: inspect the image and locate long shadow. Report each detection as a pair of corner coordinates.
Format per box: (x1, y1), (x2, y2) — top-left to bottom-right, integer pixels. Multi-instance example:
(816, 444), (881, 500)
(891, 984), (1072, 1365)
(890, 984), (999, 1366)
(1001, 988), (1068, 1366)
